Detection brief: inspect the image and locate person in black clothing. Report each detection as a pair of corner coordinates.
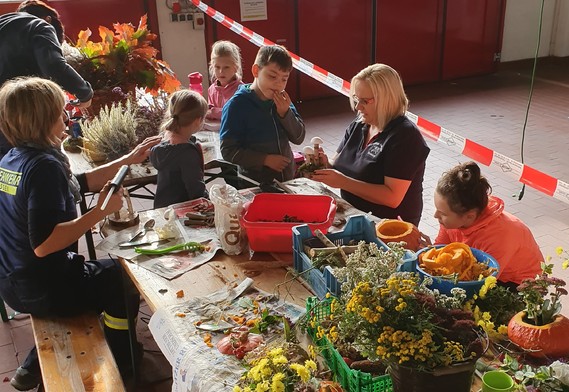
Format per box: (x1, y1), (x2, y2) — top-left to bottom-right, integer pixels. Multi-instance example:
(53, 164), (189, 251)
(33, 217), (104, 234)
(0, 77), (160, 391)
(0, 0), (93, 158)
(311, 64), (430, 226)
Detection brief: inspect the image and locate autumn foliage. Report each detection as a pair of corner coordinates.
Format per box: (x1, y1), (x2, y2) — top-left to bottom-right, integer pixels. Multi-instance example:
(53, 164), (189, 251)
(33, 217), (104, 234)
(73, 15), (180, 96)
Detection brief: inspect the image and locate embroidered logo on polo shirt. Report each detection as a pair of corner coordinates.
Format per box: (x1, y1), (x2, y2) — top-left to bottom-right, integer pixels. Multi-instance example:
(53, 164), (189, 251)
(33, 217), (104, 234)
(0, 167), (21, 195)
(366, 143), (382, 159)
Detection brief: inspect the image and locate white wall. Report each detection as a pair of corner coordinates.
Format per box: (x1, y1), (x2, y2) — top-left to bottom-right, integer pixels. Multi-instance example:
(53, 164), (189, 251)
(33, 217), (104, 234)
(501, 0), (569, 62)
(550, 0), (569, 56)
(501, 0), (555, 62)
(155, 1), (209, 91)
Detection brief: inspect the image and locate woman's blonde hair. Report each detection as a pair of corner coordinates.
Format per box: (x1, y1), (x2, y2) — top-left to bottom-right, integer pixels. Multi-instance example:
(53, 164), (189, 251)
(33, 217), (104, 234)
(0, 76), (65, 148)
(350, 63), (409, 130)
(161, 89), (208, 134)
(209, 40), (243, 82)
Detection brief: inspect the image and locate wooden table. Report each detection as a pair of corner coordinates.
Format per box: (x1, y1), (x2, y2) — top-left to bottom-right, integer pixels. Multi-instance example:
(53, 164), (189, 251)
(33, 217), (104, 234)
(67, 150), (158, 259)
(104, 196), (484, 392)
(107, 205), (311, 311)
(66, 131), (248, 259)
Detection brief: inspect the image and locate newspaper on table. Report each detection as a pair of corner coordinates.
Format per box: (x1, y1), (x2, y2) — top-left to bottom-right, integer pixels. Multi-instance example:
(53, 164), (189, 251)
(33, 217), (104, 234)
(96, 198), (221, 279)
(149, 278), (306, 392)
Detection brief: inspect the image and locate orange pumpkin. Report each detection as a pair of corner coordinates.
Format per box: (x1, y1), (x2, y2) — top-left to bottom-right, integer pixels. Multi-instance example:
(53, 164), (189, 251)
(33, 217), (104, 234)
(507, 311), (569, 358)
(376, 219), (421, 251)
(319, 381), (344, 392)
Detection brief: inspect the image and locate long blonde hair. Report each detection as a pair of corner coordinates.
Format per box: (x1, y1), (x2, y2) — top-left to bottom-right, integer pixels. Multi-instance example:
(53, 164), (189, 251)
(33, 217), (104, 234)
(161, 90), (208, 134)
(0, 77), (65, 148)
(350, 64), (408, 130)
(209, 40), (243, 82)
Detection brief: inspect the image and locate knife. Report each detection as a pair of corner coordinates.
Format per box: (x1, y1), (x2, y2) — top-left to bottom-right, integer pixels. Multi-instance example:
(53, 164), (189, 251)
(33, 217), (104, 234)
(118, 238), (173, 248)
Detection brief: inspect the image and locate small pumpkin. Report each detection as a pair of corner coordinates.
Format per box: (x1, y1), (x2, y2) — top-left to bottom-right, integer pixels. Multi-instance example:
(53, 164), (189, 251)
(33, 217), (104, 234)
(507, 311), (569, 358)
(376, 219), (421, 251)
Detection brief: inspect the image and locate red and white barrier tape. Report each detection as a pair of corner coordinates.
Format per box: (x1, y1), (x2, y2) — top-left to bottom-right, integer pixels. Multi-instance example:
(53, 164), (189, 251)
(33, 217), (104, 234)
(192, 0), (569, 205)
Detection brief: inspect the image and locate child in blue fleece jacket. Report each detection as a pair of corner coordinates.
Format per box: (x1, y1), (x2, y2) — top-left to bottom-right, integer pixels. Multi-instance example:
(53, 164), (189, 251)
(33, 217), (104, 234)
(219, 45), (305, 184)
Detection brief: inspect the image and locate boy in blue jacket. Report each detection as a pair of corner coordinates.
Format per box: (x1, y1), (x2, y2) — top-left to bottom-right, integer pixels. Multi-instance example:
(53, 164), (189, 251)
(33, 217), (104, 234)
(219, 45), (305, 184)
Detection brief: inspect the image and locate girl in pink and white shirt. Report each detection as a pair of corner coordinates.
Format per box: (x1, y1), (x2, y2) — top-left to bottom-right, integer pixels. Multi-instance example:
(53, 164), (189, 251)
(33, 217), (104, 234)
(206, 40), (243, 121)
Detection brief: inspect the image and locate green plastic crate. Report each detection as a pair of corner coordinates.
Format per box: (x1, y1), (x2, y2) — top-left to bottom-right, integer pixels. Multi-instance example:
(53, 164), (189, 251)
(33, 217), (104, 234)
(305, 297), (393, 392)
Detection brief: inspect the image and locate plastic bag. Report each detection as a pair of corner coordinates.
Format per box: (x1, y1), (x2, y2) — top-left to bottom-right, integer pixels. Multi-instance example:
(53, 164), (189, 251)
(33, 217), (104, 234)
(209, 184), (245, 255)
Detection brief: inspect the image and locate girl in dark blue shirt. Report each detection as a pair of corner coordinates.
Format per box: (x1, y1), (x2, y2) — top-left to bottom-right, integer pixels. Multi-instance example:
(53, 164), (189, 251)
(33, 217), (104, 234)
(150, 90), (209, 208)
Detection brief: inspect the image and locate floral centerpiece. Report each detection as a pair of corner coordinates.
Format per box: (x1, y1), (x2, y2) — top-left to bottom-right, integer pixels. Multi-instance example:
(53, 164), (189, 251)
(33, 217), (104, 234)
(507, 249), (569, 358)
(233, 343), (318, 392)
(308, 241), (486, 392)
(67, 15), (180, 116)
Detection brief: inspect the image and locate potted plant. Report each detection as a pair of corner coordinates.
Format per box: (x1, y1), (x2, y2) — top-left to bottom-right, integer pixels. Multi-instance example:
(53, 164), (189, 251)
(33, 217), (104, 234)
(497, 353), (569, 391)
(81, 99), (138, 162)
(508, 248), (569, 358)
(232, 343), (319, 392)
(309, 242), (487, 392)
(66, 15), (180, 116)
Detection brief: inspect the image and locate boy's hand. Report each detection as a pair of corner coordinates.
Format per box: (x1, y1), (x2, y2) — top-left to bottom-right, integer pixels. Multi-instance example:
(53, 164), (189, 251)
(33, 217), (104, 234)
(264, 154), (291, 172)
(273, 90), (291, 117)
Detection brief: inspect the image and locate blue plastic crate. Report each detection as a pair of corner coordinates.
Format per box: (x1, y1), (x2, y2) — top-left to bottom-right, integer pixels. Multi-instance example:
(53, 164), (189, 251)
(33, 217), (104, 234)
(292, 215), (389, 298)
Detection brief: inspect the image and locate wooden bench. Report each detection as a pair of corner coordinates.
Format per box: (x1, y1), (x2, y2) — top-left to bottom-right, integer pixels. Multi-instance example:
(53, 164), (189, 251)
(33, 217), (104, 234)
(31, 313), (126, 392)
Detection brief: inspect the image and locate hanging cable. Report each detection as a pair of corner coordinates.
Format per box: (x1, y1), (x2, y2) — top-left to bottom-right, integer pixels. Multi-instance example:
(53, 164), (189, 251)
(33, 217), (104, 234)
(515, 0), (545, 201)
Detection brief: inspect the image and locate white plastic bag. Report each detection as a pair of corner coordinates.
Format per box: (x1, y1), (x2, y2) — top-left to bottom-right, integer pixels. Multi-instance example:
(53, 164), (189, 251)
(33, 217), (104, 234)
(209, 184), (245, 255)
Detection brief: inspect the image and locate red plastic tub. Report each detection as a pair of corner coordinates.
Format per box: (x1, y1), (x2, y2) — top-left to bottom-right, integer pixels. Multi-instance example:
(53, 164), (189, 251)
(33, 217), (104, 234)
(241, 193), (336, 253)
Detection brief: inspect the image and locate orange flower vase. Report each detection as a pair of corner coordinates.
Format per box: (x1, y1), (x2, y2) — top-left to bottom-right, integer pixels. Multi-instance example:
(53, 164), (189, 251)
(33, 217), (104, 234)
(507, 311), (569, 358)
(376, 219), (421, 251)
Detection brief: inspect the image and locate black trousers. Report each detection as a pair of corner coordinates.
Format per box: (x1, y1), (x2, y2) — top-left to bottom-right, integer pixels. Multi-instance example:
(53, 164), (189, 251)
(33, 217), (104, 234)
(2, 258), (139, 375)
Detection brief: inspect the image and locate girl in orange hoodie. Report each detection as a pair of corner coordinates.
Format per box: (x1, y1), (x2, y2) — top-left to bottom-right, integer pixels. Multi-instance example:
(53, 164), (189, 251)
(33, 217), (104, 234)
(434, 161), (542, 289)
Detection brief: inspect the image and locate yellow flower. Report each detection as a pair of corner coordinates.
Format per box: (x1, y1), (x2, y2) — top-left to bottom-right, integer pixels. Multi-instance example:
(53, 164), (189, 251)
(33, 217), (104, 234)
(272, 355), (288, 365)
(308, 344), (317, 359)
(256, 381), (269, 392)
(563, 260), (569, 270)
(269, 348), (284, 357)
(556, 246), (564, 256)
(233, 386), (242, 392)
(497, 325), (508, 335)
(305, 359), (317, 372)
(290, 363), (310, 382)
(271, 373), (285, 392)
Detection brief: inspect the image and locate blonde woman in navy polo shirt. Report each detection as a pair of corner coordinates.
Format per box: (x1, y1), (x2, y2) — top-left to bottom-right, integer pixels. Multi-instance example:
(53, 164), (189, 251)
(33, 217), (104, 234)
(311, 64), (429, 226)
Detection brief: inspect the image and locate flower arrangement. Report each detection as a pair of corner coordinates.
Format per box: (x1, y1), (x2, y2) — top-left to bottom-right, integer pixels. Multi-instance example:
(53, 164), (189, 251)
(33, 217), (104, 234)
(233, 343), (318, 392)
(517, 257), (568, 326)
(302, 241), (486, 373)
(465, 276), (524, 339)
(71, 15), (180, 96)
(331, 273), (484, 371)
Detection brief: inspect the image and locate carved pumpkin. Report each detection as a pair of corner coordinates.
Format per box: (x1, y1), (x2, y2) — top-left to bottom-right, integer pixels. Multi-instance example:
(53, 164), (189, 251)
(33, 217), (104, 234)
(507, 311), (569, 358)
(376, 219), (421, 251)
